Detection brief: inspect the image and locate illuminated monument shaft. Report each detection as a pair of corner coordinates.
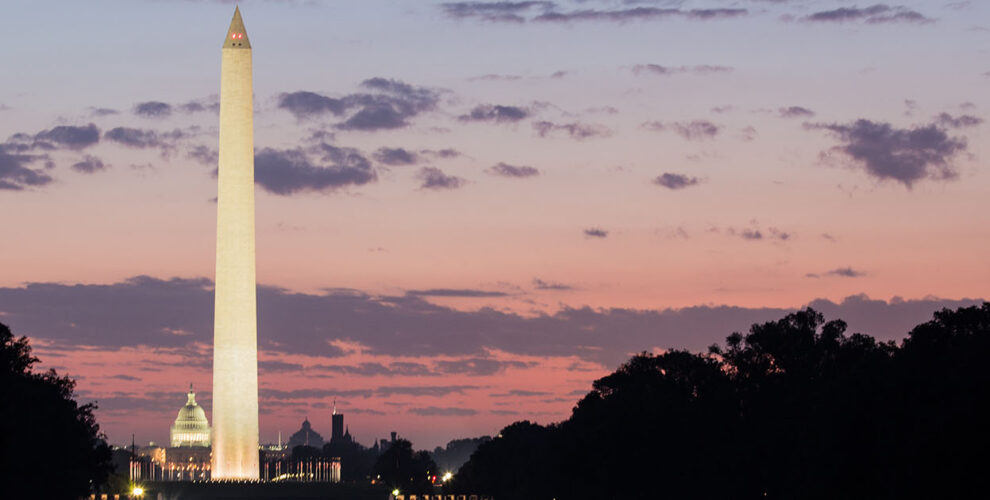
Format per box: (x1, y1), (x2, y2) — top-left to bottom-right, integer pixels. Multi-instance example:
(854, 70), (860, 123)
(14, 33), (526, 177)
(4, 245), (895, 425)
(211, 7), (259, 480)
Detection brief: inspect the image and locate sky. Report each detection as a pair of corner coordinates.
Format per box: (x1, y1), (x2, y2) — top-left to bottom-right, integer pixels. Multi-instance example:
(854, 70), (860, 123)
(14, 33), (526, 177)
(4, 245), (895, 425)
(0, 0), (987, 450)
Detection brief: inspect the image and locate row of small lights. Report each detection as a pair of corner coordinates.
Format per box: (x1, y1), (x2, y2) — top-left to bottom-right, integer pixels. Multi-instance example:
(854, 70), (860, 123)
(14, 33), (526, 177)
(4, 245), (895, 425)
(390, 471), (455, 498)
(130, 470), (455, 498)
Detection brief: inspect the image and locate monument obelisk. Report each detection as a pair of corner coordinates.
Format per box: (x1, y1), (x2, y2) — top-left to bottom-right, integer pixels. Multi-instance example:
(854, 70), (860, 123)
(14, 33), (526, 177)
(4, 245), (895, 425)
(211, 6), (259, 480)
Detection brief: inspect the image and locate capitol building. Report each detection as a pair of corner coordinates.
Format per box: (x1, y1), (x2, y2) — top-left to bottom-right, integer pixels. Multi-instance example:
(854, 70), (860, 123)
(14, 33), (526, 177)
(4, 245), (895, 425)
(170, 386), (212, 447)
(131, 385), (359, 483)
(132, 386), (214, 481)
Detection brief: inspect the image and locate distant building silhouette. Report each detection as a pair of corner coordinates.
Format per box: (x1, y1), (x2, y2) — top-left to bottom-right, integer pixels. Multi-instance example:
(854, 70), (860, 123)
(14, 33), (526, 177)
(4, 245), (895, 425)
(374, 431), (398, 454)
(287, 418), (324, 449)
(331, 413), (344, 442)
(329, 400), (353, 444)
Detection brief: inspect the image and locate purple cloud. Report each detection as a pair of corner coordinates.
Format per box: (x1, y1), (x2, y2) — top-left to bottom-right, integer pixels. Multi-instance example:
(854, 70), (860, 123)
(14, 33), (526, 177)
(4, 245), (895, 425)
(254, 144), (376, 195)
(533, 121), (611, 140)
(459, 104), (530, 123)
(806, 118), (968, 187)
(417, 167), (465, 190)
(779, 106), (815, 118)
(803, 4), (933, 24)
(632, 64), (733, 76)
(1, 276), (983, 367)
(486, 162), (540, 178)
(134, 101), (172, 118)
(653, 173), (702, 190)
(641, 120), (720, 140)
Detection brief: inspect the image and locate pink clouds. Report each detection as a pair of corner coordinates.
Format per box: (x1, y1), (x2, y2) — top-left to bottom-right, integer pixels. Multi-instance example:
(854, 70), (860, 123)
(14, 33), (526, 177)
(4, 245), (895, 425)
(32, 339), (600, 449)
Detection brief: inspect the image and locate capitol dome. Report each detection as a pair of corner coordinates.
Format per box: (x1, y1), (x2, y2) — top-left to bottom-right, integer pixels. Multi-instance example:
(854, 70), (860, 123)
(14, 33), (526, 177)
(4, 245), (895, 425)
(170, 386), (212, 447)
(287, 418), (324, 449)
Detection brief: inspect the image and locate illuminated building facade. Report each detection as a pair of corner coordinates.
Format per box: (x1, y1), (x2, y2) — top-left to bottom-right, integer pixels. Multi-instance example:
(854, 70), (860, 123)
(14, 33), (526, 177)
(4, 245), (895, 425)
(130, 390), (215, 481)
(169, 386), (211, 447)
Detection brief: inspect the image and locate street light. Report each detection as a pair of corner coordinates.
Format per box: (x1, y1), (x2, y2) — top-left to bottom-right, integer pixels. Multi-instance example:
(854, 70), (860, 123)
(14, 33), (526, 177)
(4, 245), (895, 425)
(131, 485), (145, 498)
(442, 472), (453, 482)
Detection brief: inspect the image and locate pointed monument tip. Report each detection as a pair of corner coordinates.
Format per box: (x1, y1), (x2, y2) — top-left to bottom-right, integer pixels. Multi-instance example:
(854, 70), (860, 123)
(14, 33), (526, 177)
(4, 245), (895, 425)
(223, 6), (251, 50)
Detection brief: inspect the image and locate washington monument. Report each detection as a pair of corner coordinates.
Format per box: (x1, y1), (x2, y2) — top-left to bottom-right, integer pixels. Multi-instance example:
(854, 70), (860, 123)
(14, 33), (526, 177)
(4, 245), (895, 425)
(211, 7), (259, 480)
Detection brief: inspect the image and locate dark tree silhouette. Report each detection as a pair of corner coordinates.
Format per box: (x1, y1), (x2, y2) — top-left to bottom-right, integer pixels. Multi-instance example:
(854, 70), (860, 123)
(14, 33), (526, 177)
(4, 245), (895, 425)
(563, 349), (738, 499)
(323, 439), (377, 482)
(453, 304), (990, 500)
(714, 308), (897, 499)
(0, 322), (112, 499)
(431, 436), (490, 474)
(452, 421), (560, 499)
(890, 303), (990, 499)
(372, 438), (437, 494)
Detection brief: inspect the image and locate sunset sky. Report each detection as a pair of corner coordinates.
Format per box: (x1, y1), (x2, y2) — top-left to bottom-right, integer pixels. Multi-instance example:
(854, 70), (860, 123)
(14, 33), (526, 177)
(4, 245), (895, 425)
(1, 0), (987, 450)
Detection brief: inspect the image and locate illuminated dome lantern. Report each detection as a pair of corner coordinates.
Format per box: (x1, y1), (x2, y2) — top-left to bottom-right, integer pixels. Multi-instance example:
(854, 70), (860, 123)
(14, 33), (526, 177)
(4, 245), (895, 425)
(170, 386), (212, 447)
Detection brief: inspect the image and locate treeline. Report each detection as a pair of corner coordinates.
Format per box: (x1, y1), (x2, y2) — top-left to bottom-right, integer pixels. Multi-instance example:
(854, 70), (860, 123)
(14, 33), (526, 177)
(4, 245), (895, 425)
(0, 323), (112, 499)
(454, 304), (990, 500)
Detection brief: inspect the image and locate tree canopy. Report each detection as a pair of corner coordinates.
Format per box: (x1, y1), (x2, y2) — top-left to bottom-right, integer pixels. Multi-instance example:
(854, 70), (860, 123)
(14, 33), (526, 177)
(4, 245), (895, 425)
(373, 438), (437, 494)
(453, 304), (990, 500)
(0, 322), (112, 499)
